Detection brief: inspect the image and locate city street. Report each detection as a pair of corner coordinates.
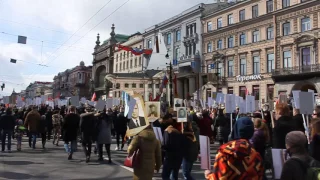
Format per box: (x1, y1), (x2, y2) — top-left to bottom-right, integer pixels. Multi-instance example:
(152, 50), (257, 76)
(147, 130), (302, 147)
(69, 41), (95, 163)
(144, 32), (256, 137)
(0, 138), (220, 180)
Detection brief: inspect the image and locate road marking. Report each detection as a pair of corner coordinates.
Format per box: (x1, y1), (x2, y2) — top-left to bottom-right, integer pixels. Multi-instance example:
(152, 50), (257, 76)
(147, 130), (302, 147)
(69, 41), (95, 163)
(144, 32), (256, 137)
(103, 156), (134, 172)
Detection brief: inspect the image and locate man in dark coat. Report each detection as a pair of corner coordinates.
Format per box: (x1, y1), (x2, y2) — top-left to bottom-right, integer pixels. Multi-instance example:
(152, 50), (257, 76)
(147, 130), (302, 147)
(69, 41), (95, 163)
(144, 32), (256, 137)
(80, 107), (96, 163)
(45, 108), (53, 140)
(0, 108), (15, 152)
(24, 107), (41, 149)
(114, 107), (128, 151)
(63, 106), (80, 160)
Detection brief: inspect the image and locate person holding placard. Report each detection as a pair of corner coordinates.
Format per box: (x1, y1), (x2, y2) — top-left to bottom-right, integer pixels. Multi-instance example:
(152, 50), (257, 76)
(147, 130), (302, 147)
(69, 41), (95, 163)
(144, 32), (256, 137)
(310, 120), (320, 162)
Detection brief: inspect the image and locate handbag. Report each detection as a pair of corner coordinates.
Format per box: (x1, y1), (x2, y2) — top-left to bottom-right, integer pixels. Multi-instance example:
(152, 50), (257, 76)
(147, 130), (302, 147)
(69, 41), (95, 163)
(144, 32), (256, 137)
(124, 136), (141, 168)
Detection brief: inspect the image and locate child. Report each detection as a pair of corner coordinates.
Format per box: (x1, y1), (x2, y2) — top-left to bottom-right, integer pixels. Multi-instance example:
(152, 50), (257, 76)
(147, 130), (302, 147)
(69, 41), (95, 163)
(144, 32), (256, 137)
(15, 119), (25, 151)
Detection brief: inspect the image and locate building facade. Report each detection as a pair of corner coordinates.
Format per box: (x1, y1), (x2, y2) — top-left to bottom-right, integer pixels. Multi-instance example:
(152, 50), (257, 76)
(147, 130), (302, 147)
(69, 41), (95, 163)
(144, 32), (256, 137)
(114, 32), (144, 73)
(142, 3), (221, 100)
(202, 0), (319, 103)
(92, 24), (130, 98)
(52, 61), (92, 98)
(25, 81), (53, 99)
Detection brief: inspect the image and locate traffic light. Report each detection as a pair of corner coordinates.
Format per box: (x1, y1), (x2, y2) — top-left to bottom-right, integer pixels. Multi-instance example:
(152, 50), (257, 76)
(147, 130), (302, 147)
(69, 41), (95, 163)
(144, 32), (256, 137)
(1, 83), (5, 91)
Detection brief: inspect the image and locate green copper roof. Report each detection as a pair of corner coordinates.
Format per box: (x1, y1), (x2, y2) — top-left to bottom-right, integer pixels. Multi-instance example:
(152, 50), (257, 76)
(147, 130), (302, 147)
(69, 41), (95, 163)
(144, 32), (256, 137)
(102, 34), (130, 45)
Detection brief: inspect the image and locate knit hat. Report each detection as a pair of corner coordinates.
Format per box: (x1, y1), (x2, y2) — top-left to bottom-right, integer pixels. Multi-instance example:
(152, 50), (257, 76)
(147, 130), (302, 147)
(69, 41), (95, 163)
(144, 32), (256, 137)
(285, 131), (307, 148)
(231, 117), (254, 140)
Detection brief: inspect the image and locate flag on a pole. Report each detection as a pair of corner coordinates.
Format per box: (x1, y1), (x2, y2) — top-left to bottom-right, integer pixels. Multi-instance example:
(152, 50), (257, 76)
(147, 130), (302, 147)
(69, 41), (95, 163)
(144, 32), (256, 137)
(10, 59), (17, 63)
(18, 36), (27, 44)
(91, 92), (96, 101)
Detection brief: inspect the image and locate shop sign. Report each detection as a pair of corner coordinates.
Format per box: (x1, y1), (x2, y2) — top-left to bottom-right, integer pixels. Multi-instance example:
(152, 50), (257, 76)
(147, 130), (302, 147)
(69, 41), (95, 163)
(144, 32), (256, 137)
(236, 74), (262, 82)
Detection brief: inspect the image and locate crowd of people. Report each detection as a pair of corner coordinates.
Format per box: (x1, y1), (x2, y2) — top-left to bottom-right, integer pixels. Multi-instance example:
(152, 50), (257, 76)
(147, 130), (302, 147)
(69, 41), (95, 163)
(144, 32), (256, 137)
(1, 102), (320, 180)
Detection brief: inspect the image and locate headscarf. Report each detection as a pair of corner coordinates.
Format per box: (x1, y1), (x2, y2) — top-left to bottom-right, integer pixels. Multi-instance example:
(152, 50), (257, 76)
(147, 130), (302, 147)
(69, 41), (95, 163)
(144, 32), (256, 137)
(231, 117), (254, 140)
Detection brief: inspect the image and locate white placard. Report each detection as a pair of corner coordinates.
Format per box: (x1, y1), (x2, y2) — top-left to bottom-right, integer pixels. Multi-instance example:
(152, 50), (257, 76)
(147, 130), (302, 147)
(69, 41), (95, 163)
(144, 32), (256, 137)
(292, 90), (301, 109)
(216, 93), (225, 105)
(174, 98), (183, 111)
(96, 99), (106, 111)
(299, 92), (314, 115)
(225, 94), (236, 114)
(200, 135), (211, 170)
(245, 95), (255, 113)
(70, 96), (79, 106)
(308, 89), (315, 106)
(177, 107), (187, 122)
(80, 97), (87, 104)
(106, 98), (113, 109)
(271, 149), (288, 179)
(207, 97), (213, 107)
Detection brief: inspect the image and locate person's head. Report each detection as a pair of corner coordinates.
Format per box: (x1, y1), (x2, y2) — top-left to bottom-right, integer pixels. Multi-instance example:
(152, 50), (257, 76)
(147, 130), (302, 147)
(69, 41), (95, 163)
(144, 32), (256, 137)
(253, 118), (270, 143)
(275, 103), (290, 120)
(132, 103), (139, 119)
(149, 104), (156, 112)
(188, 106), (194, 112)
(69, 106), (76, 113)
(312, 106), (320, 118)
(17, 119), (23, 125)
(120, 107), (124, 112)
(285, 131), (307, 156)
(311, 119), (320, 137)
(202, 110), (209, 118)
(262, 104), (269, 111)
(178, 108), (185, 117)
(162, 113), (173, 125)
(5, 108), (12, 115)
(293, 108), (300, 116)
(232, 117), (254, 140)
(53, 110), (59, 115)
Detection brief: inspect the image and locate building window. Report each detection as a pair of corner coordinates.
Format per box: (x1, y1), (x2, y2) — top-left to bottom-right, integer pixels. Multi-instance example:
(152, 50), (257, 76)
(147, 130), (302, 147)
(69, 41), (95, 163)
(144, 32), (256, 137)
(217, 18), (222, 28)
(283, 22), (291, 36)
(252, 30), (259, 43)
(267, 84), (274, 101)
(282, 0), (290, 8)
(120, 53), (122, 60)
(175, 48), (180, 59)
(139, 84), (144, 88)
(252, 85), (260, 100)
(126, 61), (129, 69)
(267, 53), (275, 73)
(130, 60), (133, 68)
(139, 57), (142, 65)
(176, 30), (181, 41)
(120, 63), (122, 70)
(240, 58), (246, 75)
(239, 9), (245, 21)
(189, 45), (192, 56)
(193, 43), (196, 55)
(239, 86), (246, 99)
(124, 83), (129, 88)
(147, 39), (152, 48)
(283, 51), (292, 68)
(167, 33), (171, 45)
(267, 26), (274, 40)
(135, 58), (137, 67)
(252, 5), (259, 18)
(218, 62), (224, 77)
(116, 83), (120, 88)
(228, 14), (233, 25)
(240, 33), (246, 45)
(228, 87), (234, 94)
(228, 60), (234, 77)
(155, 84), (160, 88)
(132, 83), (136, 88)
(148, 84), (152, 89)
(123, 62), (126, 69)
(267, 0), (273, 13)
(253, 56), (260, 74)
(302, 47), (311, 66)
(301, 17), (311, 32)
(217, 40), (222, 50)
(207, 42), (212, 53)
(207, 22), (212, 31)
(228, 36), (234, 48)
(116, 64), (118, 72)
(127, 52), (129, 58)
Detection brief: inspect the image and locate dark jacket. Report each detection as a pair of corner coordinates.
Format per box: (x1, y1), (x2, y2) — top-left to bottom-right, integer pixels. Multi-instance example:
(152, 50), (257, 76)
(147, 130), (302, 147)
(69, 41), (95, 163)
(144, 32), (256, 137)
(292, 114), (305, 133)
(0, 113), (15, 131)
(45, 111), (53, 129)
(63, 113), (80, 142)
(80, 112), (96, 142)
(310, 134), (320, 162)
(281, 155), (320, 180)
(38, 115), (47, 133)
(24, 110), (41, 133)
(163, 125), (185, 167)
(115, 112), (128, 133)
(214, 115), (229, 141)
(272, 116), (297, 149)
(250, 129), (267, 159)
(183, 135), (198, 162)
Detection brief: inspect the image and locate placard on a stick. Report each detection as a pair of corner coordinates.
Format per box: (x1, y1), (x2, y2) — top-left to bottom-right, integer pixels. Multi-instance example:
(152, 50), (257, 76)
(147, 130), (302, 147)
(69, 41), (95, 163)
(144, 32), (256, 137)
(298, 92), (313, 115)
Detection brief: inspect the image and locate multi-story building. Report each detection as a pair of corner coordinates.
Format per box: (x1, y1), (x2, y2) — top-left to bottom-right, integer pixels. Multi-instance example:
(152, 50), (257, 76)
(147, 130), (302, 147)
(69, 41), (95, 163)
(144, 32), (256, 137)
(114, 32), (144, 73)
(53, 61), (92, 98)
(92, 24), (130, 98)
(25, 81), (53, 99)
(142, 3), (220, 100)
(202, 0), (320, 103)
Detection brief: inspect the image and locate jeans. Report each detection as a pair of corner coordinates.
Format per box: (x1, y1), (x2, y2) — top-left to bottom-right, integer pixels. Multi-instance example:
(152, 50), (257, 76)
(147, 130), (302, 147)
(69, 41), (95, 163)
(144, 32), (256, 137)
(182, 158), (194, 180)
(28, 132), (37, 148)
(1, 130), (12, 151)
(162, 158), (181, 180)
(64, 140), (77, 154)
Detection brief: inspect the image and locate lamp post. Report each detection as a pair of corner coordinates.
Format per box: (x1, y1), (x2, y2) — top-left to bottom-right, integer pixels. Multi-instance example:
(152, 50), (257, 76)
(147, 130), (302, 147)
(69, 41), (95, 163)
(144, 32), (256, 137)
(166, 53), (174, 108)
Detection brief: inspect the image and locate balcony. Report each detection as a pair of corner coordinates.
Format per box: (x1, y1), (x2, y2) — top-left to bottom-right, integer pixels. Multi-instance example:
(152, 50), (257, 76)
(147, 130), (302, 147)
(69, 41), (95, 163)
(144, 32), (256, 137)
(183, 33), (198, 43)
(272, 64), (320, 82)
(207, 73), (227, 86)
(75, 80), (86, 87)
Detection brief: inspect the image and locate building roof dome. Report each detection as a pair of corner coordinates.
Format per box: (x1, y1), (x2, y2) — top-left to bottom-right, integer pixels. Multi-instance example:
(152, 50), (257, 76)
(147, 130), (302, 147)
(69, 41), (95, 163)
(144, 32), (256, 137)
(80, 61), (85, 66)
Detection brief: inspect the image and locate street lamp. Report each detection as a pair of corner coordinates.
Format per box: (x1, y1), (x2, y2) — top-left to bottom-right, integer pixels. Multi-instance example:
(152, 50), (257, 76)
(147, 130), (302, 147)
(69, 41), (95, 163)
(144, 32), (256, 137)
(165, 53), (174, 108)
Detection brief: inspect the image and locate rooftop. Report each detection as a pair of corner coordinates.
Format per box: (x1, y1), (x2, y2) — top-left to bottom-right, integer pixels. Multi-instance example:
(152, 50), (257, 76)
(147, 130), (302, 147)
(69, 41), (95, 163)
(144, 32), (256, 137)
(102, 34), (130, 45)
(113, 70), (162, 78)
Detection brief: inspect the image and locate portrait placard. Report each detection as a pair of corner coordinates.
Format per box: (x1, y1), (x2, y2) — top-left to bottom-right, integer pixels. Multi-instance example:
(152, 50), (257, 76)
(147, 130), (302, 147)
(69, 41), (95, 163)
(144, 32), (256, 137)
(174, 98), (183, 111)
(177, 107), (187, 122)
(145, 102), (160, 122)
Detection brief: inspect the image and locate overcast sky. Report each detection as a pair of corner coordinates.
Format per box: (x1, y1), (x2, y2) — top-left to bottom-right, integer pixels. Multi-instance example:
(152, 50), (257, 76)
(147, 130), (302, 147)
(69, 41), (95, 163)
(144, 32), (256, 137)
(0, 0), (211, 96)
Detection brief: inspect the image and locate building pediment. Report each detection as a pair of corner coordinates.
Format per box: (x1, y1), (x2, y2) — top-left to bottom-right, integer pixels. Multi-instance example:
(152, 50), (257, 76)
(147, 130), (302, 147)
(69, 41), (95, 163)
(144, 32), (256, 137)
(294, 33), (318, 43)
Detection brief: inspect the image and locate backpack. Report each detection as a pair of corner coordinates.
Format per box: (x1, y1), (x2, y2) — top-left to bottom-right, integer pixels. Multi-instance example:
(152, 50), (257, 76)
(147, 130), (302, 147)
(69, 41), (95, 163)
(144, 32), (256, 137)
(291, 158), (320, 180)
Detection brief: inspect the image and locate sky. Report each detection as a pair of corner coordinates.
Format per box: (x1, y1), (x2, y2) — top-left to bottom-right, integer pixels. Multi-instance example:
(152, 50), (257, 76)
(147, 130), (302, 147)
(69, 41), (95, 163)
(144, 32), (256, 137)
(0, 0), (212, 97)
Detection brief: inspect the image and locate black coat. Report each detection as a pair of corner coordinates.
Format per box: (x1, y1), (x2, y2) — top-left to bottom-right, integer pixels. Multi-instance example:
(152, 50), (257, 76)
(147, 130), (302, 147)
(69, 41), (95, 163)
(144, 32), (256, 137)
(45, 111), (53, 129)
(163, 125), (185, 167)
(272, 116), (298, 149)
(63, 113), (80, 142)
(292, 114), (305, 133)
(310, 134), (320, 162)
(80, 112), (96, 143)
(115, 112), (128, 133)
(0, 113), (15, 131)
(38, 115), (47, 133)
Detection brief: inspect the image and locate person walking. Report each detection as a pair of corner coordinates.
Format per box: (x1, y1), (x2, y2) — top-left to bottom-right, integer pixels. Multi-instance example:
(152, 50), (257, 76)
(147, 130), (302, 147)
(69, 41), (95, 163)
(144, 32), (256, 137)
(39, 114), (47, 149)
(52, 110), (63, 146)
(24, 107), (41, 149)
(45, 108), (53, 140)
(96, 110), (113, 163)
(63, 106), (80, 160)
(127, 125), (162, 180)
(115, 107), (128, 151)
(0, 108), (15, 152)
(80, 106), (96, 163)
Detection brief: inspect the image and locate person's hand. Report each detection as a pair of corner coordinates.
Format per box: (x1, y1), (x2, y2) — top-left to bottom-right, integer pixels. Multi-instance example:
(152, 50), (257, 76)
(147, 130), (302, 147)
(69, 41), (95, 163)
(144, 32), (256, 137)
(204, 170), (211, 178)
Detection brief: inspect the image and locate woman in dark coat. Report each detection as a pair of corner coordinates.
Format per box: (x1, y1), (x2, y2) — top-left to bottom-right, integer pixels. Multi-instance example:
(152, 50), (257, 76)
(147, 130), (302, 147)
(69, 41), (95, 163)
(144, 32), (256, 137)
(39, 115), (48, 149)
(63, 106), (80, 160)
(213, 109), (229, 145)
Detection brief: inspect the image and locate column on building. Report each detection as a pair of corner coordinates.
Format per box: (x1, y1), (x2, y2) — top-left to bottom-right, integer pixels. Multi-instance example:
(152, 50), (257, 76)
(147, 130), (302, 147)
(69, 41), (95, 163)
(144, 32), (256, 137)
(188, 76), (196, 96)
(144, 83), (148, 102)
(152, 81), (156, 99)
(177, 79), (183, 99)
(184, 78), (188, 99)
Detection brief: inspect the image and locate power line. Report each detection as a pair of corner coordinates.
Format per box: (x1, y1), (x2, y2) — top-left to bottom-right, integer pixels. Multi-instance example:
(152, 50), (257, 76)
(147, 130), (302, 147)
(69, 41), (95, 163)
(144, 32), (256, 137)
(27, 0), (113, 80)
(29, 0), (131, 82)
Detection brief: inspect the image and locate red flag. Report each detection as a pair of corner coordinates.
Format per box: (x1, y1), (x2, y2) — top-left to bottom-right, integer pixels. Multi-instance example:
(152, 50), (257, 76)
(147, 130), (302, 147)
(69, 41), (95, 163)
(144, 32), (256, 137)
(245, 87), (249, 96)
(91, 92), (96, 101)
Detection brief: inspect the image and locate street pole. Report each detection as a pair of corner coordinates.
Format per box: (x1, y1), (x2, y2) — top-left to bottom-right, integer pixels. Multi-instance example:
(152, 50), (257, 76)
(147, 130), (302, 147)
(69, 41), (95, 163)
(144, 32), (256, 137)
(169, 61), (174, 108)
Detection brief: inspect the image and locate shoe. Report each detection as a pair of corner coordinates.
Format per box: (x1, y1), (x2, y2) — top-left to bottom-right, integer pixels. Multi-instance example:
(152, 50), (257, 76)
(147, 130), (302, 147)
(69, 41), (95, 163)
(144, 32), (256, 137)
(17, 148), (21, 151)
(120, 147), (123, 151)
(115, 147), (119, 151)
(68, 153), (72, 160)
(86, 156), (90, 163)
(108, 159), (112, 164)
